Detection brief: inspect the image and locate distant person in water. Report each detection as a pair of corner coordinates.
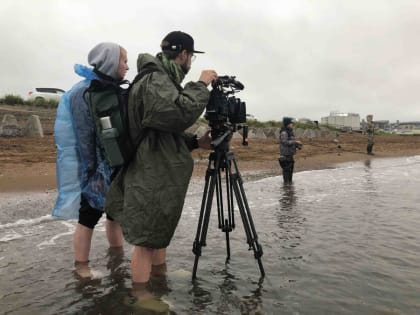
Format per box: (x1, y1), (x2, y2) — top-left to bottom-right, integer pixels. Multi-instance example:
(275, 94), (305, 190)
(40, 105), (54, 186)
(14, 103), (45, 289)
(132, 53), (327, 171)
(279, 117), (302, 184)
(366, 114), (375, 155)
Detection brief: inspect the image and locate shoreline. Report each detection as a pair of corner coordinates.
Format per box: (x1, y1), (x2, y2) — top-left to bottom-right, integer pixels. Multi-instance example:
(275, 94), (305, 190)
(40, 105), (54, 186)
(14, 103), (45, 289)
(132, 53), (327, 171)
(2, 104), (420, 193)
(1, 149), (419, 193)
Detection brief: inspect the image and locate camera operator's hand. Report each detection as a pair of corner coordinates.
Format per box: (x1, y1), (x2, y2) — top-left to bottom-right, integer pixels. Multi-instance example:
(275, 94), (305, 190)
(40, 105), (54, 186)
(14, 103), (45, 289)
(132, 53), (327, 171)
(296, 140), (302, 145)
(198, 70), (218, 86)
(198, 130), (212, 150)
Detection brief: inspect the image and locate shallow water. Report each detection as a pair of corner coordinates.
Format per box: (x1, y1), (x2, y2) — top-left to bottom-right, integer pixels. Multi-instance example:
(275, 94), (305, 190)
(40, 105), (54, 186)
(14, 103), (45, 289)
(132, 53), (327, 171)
(1, 156), (420, 314)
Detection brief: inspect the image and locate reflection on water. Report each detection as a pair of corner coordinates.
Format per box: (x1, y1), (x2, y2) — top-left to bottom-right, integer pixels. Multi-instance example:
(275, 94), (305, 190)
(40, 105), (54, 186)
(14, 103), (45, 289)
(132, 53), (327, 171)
(276, 183), (304, 261)
(190, 270), (264, 315)
(66, 247), (134, 315)
(279, 183), (297, 210)
(1, 156), (420, 314)
(190, 278), (213, 314)
(364, 159), (376, 200)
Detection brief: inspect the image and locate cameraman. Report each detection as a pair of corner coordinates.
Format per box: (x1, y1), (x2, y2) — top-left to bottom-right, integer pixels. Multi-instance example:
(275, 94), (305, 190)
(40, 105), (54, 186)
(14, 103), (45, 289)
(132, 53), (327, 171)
(105, 31), (217, 302)
(279, 117), (302, 184)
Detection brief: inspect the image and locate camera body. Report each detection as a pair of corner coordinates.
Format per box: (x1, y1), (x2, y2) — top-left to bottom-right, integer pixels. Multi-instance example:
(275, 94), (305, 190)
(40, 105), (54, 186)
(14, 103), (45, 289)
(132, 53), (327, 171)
(205, 75), (246, 128)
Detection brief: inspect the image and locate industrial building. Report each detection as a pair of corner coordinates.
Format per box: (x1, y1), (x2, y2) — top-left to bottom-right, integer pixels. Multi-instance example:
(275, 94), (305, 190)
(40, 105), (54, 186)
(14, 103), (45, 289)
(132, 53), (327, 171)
(321, 111), (361, 131)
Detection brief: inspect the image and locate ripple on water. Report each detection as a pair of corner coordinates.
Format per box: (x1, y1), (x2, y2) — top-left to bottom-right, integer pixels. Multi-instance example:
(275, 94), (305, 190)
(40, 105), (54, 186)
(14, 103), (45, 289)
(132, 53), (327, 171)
(1, 156), (420, 314)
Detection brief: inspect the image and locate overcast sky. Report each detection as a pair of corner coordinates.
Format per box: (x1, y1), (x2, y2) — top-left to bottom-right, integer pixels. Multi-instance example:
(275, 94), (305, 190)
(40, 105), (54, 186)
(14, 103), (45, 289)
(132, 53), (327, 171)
(1, 0), (420, 122)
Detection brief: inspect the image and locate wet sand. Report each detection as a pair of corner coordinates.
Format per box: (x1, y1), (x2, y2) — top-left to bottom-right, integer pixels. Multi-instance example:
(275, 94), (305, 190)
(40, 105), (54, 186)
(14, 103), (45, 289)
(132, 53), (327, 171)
(1, 134), (420, 193)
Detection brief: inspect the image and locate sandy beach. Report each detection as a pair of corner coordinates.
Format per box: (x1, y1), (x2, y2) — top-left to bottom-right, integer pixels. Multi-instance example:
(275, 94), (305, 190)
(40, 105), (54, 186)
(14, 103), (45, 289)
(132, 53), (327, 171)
(2, 104), (420, 192)
(1, 132), (420, 193)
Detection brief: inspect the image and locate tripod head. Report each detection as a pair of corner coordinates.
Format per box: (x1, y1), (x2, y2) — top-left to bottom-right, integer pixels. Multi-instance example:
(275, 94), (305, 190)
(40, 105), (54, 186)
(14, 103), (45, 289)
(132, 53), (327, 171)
(210, 122), (249, 153)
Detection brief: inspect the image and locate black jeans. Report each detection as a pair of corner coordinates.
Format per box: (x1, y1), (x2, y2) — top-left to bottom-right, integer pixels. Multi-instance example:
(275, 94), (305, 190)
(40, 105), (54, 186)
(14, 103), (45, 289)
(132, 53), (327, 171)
(279, 155), (295, 183)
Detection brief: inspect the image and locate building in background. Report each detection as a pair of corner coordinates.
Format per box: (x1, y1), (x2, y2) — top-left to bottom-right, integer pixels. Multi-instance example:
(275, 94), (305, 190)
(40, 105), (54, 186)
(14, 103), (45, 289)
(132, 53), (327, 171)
(393, 121), (420, 134)
(373, 120), (390, 131)
(321, 111), (360, 131)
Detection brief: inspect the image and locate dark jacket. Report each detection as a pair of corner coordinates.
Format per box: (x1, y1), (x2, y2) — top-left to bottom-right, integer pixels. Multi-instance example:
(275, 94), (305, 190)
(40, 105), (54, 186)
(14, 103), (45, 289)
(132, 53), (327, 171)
(105, 53), (210, 248)
(279, 127), (297, 156)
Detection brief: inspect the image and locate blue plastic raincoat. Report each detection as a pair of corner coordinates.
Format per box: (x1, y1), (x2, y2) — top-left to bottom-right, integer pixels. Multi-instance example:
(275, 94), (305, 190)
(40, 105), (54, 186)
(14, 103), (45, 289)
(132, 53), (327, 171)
(52, 64), (112, 219)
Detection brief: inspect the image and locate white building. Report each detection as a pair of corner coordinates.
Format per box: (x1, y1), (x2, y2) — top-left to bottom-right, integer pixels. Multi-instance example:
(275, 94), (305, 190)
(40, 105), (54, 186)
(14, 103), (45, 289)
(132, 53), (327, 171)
(321, 111), (360, 131)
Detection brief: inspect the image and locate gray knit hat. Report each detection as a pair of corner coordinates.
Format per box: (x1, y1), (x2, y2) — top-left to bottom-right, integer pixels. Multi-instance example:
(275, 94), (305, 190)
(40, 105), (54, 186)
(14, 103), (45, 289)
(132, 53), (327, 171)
(88, 42), (120, 79)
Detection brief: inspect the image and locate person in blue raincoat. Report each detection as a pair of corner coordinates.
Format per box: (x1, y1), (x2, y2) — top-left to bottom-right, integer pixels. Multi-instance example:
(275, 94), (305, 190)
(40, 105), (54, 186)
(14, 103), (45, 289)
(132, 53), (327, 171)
(53, 42), (128, 278)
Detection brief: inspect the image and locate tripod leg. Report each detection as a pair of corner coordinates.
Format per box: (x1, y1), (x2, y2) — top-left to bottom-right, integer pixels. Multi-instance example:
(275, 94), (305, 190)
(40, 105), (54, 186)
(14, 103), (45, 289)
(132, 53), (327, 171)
(225, 218), (230, 262)
(225, 161), (235, 229)
(223, 157), (236, 261)
(192, 156), (218, 279)
(229, 156), (265, 278)
(213, 150), (232, 261)
(193, 147), (265, 279)
(215, 164), (231, 261)
(216, 166), (224, 229)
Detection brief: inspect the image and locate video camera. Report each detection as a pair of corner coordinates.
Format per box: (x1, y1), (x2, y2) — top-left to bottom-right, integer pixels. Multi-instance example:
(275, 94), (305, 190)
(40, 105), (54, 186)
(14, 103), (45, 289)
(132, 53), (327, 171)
(204, 75), (248, 146)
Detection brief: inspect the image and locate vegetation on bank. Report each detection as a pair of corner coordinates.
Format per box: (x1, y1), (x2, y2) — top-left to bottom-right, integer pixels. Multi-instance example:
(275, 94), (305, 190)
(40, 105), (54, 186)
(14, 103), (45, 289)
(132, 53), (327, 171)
(0, 100), (326, 129)
(1, 99), (401, 136)
(197, 116), (337, 130)
(0, 94), (58, 109)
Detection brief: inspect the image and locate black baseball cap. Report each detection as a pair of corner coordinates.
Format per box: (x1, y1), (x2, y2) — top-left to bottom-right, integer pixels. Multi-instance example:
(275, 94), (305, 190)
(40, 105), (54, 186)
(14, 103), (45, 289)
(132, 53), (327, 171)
(161, 31), (204, 54)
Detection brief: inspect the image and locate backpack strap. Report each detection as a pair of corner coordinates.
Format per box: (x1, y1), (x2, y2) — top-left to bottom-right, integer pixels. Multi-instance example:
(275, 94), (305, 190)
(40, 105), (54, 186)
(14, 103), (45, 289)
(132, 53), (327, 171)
(131, 68), (157, 88)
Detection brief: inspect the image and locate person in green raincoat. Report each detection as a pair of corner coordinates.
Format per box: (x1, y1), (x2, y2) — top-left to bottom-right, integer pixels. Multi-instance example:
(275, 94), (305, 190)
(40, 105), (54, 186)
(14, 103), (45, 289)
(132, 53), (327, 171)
(105, 31), (217, 293)
(366, 114), (375, 155)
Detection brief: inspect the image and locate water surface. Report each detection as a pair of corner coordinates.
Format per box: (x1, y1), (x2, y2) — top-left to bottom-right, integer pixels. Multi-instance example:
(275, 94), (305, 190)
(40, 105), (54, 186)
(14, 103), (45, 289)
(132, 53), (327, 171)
(1, 156), (420, 314)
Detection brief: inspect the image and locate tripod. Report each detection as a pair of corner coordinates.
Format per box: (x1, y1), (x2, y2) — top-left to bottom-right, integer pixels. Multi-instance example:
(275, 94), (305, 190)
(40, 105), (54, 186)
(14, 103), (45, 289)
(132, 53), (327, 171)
(192, 129), (265, 279)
